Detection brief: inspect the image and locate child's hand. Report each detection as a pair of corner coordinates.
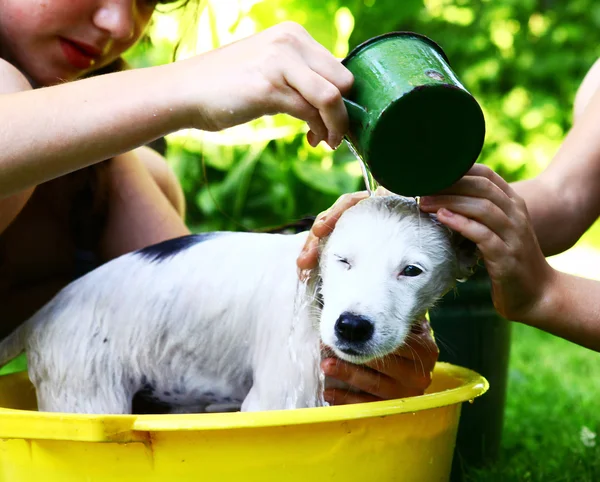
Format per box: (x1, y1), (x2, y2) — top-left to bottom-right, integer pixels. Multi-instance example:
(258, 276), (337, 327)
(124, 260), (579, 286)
(179, 22), (354, 149)
(419, 164), (555, 323)
(296, 187), (393, 272)
(321, 318), (438, 404)
(296, 191), (369, 272)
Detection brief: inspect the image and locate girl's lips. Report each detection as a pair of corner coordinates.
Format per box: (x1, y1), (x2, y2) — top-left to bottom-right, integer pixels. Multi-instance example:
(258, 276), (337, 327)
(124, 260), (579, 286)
(59, 38), (100, 70)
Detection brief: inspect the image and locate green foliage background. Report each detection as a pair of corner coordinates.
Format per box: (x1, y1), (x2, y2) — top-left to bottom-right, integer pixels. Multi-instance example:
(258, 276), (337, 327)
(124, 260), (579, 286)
(124, 0), (600, 235)
(125, 0), (600, 236)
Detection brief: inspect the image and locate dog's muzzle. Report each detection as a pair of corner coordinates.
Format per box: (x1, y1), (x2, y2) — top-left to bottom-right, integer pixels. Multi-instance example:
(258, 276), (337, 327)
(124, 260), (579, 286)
(334, 312), (374, 355)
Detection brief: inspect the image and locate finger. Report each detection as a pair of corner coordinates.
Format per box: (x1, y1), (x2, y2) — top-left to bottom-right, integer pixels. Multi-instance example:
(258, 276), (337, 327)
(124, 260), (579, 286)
(394, 318), (439, 360)
(298, 191), (370, 269)
(411, 316), (437, 343)
(283, 62), (349, 148)
(271, 22), (354, 93)
(268, 83), (328, 146)
(311, 191), (369, 237)
(313, 208), (330, 226)
(296, 232), (319, 271)
(321, 358), (409, 400)
(436, 208), (507, 260)
(439, 164), (514, 198)
(465, 164), (515, 197)
(365, 355), (433, 393)
(306, 130), (322, 148)
(386, 336), (437, 366)
(296, 34), (355, 96)
(421, 174), (514, 216)
(420, 194), (513, 242)
(324, 388), (381, 405)
(389, 319), (438, 364)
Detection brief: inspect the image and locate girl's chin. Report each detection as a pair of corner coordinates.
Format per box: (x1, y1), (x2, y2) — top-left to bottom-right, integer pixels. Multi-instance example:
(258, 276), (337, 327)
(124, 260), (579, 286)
(34, 68), (82, 86)
(26, 59), (93, 86)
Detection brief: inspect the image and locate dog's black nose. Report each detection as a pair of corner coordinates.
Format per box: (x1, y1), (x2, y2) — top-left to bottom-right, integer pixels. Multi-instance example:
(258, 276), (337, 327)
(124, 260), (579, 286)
(335, 312), (374, 344)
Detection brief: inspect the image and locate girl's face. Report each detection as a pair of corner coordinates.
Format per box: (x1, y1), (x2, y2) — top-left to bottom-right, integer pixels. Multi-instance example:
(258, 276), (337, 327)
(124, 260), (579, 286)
(0, 0), (159, 86)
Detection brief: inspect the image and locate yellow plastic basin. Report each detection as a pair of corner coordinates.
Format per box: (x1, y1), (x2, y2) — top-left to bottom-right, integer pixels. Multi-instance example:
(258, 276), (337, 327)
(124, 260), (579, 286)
(0, 362), (487, 482)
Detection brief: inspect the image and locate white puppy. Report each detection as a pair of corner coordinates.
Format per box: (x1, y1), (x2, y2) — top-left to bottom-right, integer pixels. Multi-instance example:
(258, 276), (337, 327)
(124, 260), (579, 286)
(0, 196), (476, 414)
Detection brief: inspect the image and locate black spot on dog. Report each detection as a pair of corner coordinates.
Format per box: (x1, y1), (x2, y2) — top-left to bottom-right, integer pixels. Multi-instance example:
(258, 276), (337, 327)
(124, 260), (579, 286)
(204, 391), (215, 398)
(132, 392), (171, 415)
(136, 233), (225, 263)
(173, 388), (182, 395)
(164, 391), (171, 396)
(132, 381), (172, 415)
(142, 383), (155, 393)
(103, 338), (108, 343)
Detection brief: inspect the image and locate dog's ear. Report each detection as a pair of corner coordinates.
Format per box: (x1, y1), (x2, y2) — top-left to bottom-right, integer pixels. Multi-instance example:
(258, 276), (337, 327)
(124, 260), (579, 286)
(451, 230), (479, 282)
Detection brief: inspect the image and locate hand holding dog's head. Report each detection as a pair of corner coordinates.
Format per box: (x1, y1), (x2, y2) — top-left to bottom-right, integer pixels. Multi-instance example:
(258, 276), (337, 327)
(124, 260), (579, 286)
(314, 195), (477, 364)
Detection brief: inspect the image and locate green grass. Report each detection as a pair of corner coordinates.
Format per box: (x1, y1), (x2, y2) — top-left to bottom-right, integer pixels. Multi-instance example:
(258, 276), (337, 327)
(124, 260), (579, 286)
(0, 353), (26, 376)
(465, 322), (600, 482)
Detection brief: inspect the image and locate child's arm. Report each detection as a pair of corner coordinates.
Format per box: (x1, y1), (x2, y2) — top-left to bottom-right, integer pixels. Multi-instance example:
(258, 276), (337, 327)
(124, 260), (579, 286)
(511, 57), (600, 256)
(0, 22), (353, 198)
(0, 61), (35, 234)
(527, 271), (600, 352)
(0, 58), (186, 196)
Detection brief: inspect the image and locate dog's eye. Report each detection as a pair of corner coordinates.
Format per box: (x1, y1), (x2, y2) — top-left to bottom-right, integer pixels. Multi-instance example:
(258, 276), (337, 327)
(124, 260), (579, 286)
(335, 256), (351, 269)
(400, 265), (423, 277)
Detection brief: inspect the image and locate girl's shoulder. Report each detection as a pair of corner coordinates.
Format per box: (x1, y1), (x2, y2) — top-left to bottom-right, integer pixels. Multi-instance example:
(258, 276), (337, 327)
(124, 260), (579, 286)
(0, 57), (32, 93)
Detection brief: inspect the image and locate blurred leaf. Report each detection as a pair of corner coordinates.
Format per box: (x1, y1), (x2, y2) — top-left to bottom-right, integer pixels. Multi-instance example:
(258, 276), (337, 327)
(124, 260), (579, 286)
(292, 158), (358, 195)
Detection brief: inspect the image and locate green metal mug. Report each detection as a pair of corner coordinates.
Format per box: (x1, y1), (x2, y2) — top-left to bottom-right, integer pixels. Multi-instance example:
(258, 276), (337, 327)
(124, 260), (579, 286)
(342, 32), (486, 197)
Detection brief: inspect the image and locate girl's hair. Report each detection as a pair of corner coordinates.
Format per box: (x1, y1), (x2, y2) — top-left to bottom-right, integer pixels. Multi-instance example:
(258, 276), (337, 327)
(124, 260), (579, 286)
(158, 0), (192, 5)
